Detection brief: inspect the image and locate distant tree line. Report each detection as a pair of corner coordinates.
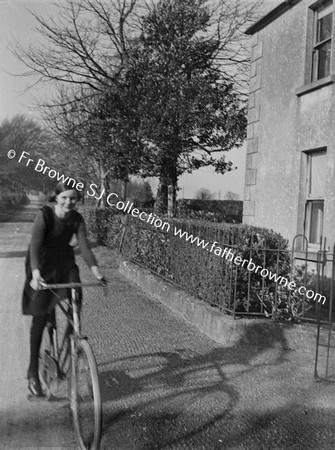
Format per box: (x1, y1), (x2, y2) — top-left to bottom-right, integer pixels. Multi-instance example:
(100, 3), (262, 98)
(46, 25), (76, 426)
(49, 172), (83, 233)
(0, 114), (155, 206)
(178, 198), (243, 223)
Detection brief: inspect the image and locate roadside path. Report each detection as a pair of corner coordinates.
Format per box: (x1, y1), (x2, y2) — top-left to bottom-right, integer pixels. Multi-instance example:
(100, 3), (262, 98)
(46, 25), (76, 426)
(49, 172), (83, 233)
(0, 201), (77, 448)
(1, 203), (335, 449)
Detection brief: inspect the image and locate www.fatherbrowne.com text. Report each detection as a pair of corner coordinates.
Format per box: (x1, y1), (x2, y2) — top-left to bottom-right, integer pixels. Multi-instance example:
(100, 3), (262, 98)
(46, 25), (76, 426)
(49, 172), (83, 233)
(174, 228), (326, 304)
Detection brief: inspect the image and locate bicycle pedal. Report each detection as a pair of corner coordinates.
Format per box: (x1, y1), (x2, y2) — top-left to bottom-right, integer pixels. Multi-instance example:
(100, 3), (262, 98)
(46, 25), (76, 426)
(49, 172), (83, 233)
(27, 393), (46, 402)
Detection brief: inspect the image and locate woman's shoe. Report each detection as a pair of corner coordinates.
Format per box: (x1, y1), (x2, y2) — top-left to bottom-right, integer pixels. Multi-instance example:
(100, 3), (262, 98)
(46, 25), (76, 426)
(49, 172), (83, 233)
(28, 376), (44, 397)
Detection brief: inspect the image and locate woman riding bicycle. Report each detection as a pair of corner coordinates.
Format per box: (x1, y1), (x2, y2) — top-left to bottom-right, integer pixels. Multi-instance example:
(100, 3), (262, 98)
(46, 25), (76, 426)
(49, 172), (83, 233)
(22, 181), (105, 397)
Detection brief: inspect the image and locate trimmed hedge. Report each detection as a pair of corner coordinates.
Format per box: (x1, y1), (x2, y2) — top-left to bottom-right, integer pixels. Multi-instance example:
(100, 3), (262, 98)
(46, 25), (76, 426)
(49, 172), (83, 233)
(81, 207), (313, 321)
(121, 218), (294, 313)
(80, 206), (125, 250)
(177, 199), (243, 223)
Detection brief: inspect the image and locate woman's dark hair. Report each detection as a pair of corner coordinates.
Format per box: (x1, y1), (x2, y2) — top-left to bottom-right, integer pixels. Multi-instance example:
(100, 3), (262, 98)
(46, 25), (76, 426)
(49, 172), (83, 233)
(48, 181), (83, 203)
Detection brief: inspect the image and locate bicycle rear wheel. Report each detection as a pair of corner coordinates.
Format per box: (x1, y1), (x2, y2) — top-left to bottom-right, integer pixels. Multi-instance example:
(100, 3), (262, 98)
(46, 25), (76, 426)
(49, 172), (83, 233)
(70, 338), (102, 450)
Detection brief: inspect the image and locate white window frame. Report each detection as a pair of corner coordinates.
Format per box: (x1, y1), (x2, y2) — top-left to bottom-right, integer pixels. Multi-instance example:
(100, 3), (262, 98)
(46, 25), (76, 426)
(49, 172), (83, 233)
(312, 2), (333, 82)
(304, 149), (327, 247)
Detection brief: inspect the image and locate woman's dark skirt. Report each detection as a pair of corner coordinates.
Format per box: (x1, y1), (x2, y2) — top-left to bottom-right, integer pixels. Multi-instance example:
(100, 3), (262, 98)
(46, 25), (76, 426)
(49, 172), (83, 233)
(22, 247), (82, 316)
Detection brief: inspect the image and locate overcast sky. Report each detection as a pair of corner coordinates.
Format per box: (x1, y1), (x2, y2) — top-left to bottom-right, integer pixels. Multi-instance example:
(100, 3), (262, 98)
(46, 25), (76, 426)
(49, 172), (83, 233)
(0, 0), (280, 199)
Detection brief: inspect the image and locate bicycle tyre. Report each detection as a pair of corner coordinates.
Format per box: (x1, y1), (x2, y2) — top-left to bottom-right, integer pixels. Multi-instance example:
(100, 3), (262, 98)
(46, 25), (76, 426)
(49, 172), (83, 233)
(70, 338), (102, 450)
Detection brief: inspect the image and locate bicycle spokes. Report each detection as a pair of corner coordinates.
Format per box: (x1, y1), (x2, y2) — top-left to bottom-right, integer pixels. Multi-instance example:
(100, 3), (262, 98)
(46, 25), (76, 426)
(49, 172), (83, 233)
(70, 339), (102, 450)
(39, 346), (59, 399)
(39, 322), (71, 400)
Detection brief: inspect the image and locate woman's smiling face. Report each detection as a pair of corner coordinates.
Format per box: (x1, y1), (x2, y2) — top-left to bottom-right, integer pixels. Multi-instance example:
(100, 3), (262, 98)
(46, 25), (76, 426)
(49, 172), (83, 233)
(55, 189), (78, 216)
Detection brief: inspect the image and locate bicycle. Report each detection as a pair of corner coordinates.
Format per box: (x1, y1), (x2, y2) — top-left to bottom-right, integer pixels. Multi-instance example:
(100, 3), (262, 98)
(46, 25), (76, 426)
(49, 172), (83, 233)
(37, 281), (105, 450)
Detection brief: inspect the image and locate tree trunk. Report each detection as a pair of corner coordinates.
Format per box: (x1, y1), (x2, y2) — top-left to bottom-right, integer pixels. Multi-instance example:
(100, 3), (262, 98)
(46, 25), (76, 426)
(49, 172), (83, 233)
(167, 183), (177, 218)
(121, 179), (128, 201)
(155, 177), (168, 214)
(167, 160), (178, 217)
(156, 159), (178, 216)
(97, 161), (110, 208)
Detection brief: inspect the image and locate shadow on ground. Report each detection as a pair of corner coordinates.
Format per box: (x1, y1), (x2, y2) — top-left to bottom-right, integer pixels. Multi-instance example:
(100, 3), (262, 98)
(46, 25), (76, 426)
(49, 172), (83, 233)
(98, 323), (296, 449)
(0, 250), (28, 259)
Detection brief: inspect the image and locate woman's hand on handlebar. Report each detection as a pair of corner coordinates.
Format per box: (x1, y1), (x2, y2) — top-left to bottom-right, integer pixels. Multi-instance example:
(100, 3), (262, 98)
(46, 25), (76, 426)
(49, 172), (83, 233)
(30, 269), (46, 291)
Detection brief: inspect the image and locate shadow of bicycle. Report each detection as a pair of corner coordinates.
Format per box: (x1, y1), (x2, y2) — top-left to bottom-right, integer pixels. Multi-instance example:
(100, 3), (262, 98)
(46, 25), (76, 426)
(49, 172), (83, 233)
(98, 322), (290, 449)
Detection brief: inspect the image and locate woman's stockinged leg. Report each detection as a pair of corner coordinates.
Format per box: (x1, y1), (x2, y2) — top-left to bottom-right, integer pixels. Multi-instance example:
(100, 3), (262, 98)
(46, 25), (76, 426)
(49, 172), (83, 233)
(69, 264), (82, 311)
(28, 314), (49, 379)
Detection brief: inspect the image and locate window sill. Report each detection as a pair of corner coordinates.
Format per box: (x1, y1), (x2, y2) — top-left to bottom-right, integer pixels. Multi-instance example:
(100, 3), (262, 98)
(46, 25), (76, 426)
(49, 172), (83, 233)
(296, 75), (335, 97)
(293, 250), (326, 263)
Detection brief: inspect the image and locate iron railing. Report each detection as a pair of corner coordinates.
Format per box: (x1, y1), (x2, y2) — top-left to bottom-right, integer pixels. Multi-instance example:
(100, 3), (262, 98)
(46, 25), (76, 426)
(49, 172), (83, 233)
(121, 219), (334, 323)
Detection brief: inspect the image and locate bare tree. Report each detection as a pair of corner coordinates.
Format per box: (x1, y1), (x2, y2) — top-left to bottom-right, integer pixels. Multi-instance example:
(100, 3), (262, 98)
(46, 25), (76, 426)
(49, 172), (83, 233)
(196, 188), (213, 201)
(211, 0), (262, 95)
(11, 0), (140, 93)
(225, 191), (240, 201)
(0, 115), (54, 192)
(42, 82), (146, 205)
(11, 0), (145, 203)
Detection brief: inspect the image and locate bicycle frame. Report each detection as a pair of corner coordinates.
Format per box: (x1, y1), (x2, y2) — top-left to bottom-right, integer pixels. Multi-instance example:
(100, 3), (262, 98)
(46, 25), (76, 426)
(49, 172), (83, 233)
(40, 282), (103, 374)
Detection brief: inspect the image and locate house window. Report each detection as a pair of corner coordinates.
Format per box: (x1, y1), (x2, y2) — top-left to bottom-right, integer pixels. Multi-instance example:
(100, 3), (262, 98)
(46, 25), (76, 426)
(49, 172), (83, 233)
(312, 3), (333, 82)
(305, 150), (327, 245)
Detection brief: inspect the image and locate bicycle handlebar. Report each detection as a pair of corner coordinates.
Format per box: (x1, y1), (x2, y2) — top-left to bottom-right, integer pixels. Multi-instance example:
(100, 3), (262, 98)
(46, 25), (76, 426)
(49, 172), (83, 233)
(39, 281), (106, 290)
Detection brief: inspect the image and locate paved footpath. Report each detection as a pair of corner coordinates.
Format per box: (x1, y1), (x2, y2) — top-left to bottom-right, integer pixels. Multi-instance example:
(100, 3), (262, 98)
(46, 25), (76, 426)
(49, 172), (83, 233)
(2, 203), (335, 449)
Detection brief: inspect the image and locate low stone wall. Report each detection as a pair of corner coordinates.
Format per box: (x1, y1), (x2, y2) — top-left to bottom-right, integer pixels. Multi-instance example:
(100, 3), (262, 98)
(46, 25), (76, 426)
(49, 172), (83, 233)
(119, 259), (318, 354)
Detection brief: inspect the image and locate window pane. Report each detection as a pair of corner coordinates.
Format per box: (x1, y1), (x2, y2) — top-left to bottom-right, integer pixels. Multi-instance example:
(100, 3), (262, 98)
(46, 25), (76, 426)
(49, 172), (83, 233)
(317, 40), (332, 78)
(309, 151), (327, 197)
(309, 201), (324, 244)
(317, 13), (332, 42)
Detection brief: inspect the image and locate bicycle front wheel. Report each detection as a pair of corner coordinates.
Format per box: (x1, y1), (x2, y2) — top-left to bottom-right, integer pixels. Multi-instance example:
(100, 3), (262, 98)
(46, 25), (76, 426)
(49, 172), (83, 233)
(70, 338), (102, 450)
(39, 323), (58, 399)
